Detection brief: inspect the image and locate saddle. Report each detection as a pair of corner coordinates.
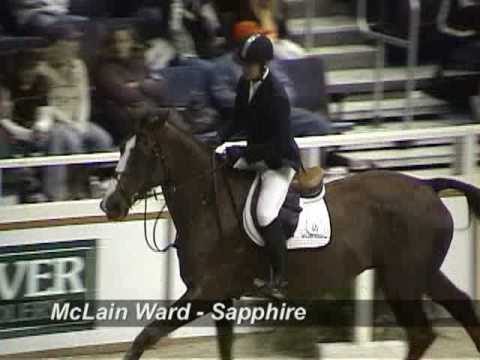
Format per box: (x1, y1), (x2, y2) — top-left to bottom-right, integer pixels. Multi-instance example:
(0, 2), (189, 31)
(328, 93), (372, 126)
(249, 166), (325, 240)
(247, 167), (331, 249)
(291, 166), (325, 198)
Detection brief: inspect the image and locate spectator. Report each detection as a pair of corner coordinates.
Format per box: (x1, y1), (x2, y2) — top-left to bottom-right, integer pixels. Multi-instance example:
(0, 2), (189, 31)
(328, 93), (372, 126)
(11, 0), (87, 36)
(210, 21), (331, 137)
(0, 50), (52, 202)
(10, 50), (49, 134)
(0, 87), (49, 203)
(38, 24), (113, 200)
(95, 24), (167, 144)
(0, 51), (48, 156)
(0, 87), (16, 159)
(182, 0), (224, 58)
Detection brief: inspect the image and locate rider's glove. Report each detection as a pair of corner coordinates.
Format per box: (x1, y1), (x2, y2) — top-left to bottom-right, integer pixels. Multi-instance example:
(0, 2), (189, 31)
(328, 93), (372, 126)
(246, 144), (271, 164)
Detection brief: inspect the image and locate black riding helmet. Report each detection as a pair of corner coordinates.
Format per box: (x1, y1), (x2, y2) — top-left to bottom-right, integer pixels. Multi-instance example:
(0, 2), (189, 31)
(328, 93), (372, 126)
(234, 33), (274, 65)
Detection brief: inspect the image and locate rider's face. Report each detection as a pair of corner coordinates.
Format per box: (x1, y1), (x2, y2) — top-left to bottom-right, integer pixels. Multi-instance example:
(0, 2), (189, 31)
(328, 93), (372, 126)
(242, 63), (262, 81)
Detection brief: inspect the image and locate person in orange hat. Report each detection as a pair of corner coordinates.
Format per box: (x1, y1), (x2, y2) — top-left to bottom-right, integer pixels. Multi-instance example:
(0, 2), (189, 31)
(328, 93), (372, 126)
(232, 21), (266, 43)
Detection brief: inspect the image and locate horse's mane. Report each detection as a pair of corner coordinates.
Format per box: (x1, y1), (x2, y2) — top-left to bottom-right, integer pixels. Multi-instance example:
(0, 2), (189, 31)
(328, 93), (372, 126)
(161, 108), (247, 182)
(164, 108), (214, 160)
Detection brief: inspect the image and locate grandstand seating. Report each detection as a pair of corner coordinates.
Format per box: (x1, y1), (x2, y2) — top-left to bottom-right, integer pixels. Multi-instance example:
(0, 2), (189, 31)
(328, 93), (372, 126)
(158, 56), (331, 117)
(1, 0), (480, 203)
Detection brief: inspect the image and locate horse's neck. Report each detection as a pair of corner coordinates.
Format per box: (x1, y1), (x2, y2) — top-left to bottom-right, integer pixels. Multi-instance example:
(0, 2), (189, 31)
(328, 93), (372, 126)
(160, 121), (249, 238)
(161, 121), (212, 218)
(160, 121), (256, 285)
(163, 121), (211, 179)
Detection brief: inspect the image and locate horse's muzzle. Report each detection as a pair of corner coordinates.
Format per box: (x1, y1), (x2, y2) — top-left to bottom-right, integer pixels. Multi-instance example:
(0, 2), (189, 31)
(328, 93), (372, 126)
(100, 192), (129, 221)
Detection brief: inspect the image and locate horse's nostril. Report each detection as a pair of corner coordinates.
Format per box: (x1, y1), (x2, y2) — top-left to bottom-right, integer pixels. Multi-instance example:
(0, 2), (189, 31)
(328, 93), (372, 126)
(102, 194), (127, 220)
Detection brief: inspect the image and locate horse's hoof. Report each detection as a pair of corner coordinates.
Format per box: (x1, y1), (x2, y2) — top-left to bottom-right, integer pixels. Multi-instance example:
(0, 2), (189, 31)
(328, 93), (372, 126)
(123, 349), (141, 360)
(405, 331), (437, 360)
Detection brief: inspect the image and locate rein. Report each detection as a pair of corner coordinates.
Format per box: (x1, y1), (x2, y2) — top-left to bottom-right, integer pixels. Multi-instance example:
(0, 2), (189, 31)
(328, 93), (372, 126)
(116, 137), (241, 253)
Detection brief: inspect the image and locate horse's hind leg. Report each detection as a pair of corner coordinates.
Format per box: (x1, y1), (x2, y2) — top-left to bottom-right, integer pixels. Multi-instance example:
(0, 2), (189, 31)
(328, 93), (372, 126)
(380, 270), (436, 360)
(215, 299), (234, 360)
(387, 300), (436, 360)
(427, 270), (480, 352)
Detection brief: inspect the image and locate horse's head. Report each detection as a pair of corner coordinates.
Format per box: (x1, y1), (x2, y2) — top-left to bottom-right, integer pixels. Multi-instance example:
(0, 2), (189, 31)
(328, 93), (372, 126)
(100, 110), (170, 220)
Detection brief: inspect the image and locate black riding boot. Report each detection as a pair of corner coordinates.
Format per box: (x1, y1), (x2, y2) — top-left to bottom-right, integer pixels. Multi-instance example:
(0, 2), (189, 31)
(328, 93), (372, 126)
(256, 218), (288, 300)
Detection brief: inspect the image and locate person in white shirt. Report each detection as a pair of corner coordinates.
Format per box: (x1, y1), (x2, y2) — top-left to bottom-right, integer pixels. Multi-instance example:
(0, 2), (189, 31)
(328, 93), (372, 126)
(37, 25), (113, 200)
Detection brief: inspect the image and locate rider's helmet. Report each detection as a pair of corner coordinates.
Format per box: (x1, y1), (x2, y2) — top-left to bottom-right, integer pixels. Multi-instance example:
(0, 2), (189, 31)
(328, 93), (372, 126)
(234, 33), (274, 65)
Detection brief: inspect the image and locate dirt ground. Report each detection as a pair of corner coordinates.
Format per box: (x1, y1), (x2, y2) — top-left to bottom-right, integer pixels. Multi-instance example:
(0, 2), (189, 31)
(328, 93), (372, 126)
(49, 326), (479, 359)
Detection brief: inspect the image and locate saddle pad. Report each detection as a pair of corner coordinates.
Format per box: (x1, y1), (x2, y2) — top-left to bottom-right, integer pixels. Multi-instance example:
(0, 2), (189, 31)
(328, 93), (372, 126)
(243, 175), (332, 249)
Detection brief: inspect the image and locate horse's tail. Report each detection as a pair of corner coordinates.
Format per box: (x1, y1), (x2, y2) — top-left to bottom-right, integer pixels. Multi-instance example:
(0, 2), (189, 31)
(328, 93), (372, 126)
(423, 178), (480, 217)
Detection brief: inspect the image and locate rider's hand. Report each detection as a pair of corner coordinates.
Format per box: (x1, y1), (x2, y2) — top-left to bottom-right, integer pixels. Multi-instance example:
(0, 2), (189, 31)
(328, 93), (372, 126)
(246, 144), (270, 163)
(226, 146), (245, 166)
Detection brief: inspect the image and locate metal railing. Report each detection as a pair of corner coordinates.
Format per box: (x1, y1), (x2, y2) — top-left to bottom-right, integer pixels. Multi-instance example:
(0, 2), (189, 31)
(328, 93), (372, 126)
(357, 0), (421, 125)
(303, 0), (316, 50)
(1, 125), (479, 168)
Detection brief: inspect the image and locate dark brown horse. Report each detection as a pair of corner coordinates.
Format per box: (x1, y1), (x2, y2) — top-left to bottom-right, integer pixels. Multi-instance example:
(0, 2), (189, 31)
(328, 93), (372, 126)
(101, 110), (480, 360)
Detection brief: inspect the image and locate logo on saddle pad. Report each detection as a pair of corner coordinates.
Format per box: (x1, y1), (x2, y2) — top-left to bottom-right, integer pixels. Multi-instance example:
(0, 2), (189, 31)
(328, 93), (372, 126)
(243, 175), (332, 250)
(302, 220), (328, 240)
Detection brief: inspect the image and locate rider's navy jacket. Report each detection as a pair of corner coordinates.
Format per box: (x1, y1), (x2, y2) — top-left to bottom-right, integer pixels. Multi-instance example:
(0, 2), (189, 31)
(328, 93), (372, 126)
(221, 69), (301, 171)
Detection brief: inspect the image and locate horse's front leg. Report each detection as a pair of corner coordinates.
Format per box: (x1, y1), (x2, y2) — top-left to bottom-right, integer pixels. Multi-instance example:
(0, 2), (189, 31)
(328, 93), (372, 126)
(124, 288), (208, 360)
(215, 299), (235, 360)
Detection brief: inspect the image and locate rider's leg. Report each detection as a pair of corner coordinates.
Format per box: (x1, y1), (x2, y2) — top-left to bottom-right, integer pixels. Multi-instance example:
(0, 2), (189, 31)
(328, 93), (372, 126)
(256, 166), (296, 299)
(260, 218), (288, 285)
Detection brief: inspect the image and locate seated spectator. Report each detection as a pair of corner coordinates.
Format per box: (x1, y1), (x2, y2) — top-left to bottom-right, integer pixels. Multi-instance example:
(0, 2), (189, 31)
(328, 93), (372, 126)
(10, 50), (49, 133)
(0, 85), (48, 202)
(38, 24), (113, 200)
(210, 22), (331, 137)
(182, 0), (224, 58)
(0, 87), (17, 160)
(0, 51), (47, 153)
(10, 0), (87, 36)
(95, 24), (168, 144)
(0, 50), (61, 201)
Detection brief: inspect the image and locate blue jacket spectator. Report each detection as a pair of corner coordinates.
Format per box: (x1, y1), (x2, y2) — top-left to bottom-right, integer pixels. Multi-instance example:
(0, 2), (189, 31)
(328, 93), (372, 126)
(210, 52), (331, 137)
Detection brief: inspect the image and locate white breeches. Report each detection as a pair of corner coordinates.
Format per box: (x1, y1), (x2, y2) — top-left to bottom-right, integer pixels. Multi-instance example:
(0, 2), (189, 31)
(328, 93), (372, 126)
(234, 157), (296, 227)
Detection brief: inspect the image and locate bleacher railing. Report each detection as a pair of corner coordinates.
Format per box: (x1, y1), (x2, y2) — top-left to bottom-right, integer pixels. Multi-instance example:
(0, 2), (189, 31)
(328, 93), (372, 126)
(1, 124), (480, 197)
(357, 0), (421, 125)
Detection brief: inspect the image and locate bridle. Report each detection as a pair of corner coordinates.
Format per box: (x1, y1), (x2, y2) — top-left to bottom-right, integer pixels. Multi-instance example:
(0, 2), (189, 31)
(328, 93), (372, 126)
(113, 127), (237, 253)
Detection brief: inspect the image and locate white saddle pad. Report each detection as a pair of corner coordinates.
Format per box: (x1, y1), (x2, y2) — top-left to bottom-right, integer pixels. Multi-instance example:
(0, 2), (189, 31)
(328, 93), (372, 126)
(243, 175), (332, 249)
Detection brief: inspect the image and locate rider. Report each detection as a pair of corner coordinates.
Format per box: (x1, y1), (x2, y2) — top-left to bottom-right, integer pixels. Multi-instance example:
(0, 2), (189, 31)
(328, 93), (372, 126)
(220, 33), (302, 300)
